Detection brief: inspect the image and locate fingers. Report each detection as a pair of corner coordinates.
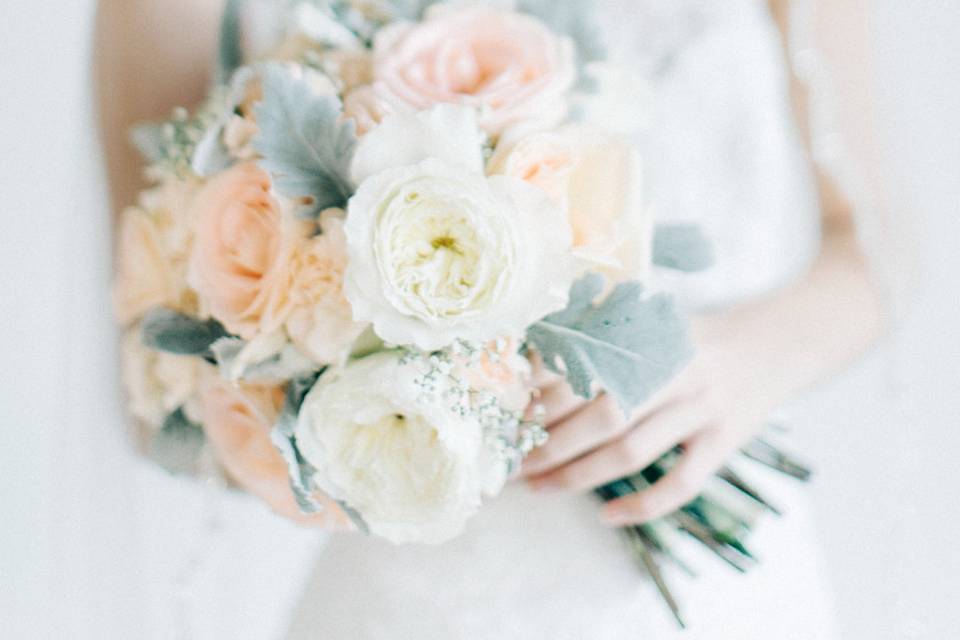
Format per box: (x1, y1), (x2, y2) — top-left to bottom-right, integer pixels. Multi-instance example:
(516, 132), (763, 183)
(520, 393), (627, 477)
(527, 400), (708, 493)
(534, 380), (589, 425)
(601, 428), (730, 526)
(527, 351), (565, 388)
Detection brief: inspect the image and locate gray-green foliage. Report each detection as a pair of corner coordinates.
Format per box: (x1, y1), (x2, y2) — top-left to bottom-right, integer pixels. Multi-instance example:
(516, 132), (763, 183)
(150, 408), (206, 476)
(130, 123), (167, 164)
(254, 65), (358, 218)
(209, 337), (319, 383)
(271, 373), (371, 532)
(653, 224), (715, 272)
(216, 0), (246, 85)
(527, 274), (693, 415)
(141, 308), (229, 356)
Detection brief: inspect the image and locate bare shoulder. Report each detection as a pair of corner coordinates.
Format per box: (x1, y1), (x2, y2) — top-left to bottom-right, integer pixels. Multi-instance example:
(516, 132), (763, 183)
(94, 0), (225, 211)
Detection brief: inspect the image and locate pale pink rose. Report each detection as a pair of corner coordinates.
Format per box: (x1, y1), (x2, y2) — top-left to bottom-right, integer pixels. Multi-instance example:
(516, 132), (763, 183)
(342, 85), (396, 136)
(283, 210), (367, 365)
(188, 162), (307, 339)
(371, 4), (576, 135)
(486, 130), (578, 203)
(488, 128), (652, 281)
(200, 378), (351, 528)
(456, 338), (532, 413)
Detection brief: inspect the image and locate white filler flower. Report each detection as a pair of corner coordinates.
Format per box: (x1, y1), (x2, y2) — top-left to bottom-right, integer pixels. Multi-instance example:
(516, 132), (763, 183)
(295, 351), (501, 544)
(344, 105), (574, 350)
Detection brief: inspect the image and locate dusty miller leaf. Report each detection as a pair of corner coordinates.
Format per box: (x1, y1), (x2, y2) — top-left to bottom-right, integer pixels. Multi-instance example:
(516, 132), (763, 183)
(527, 274), (693, 415)
(130, 123), (167, 164)
(141, 308), (230, 356)
(216, 0), (245, 85)
(270, 372), (371, 533)
(653, 224), (715, 272)
(150, 408), (205, 476)
(253, 64), (357, 218)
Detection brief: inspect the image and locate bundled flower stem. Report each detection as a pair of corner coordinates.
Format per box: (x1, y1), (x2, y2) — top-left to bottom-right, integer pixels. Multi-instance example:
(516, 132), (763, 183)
(596, 438), (812, 628)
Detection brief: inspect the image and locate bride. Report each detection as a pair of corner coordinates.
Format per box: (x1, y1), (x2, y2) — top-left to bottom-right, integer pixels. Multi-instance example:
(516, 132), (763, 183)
(91, 0), (888, 638)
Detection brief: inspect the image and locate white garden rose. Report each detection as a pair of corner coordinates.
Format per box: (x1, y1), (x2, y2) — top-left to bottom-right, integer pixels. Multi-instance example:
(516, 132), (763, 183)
(295, 351), (500, 544)
(344, 105), (574, 350)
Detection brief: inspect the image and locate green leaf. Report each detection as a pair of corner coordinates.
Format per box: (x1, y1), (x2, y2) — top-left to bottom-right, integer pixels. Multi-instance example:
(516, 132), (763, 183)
(527, 274), (693, 414)
(253, 64), (357, 218)
(150, 408), (205, 476)
(216, 0), (245, 86)
(653, 224), (714, 272)
(141, 308), (230, 356)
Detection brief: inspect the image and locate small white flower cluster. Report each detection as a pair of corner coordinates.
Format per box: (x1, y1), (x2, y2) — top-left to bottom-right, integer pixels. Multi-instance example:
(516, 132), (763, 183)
(401, 342), (548, 475)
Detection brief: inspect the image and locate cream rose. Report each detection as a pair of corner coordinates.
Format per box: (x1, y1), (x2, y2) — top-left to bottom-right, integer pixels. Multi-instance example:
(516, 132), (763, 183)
(200, 377), (351, 528)
(120, 329), (204, 428)
(283, 209), (368, 365)
(344, 105), (574, 350)
(371, 3), (575, 135)
(114, 178), (200, 325)
(188, 162), (309, 339)
(295, 351), (499, 544)
(488, 127), (653, 282)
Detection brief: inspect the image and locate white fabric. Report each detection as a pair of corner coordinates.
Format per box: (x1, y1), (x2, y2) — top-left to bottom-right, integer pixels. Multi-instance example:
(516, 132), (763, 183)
(287, 1), (838, 638)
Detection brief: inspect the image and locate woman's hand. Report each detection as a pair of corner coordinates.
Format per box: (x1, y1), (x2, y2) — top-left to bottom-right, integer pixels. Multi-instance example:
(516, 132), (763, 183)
(520, 345), (774, 527)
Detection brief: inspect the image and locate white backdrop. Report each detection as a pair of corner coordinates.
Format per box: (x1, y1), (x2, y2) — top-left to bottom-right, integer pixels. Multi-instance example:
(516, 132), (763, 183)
(794, 3), (960, 639)
(1, 2), (958, 639)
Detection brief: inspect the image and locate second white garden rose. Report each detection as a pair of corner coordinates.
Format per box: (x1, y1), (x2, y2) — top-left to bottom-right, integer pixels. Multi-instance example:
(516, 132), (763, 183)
(295, 351), (503, 544)
(344, 105), (575, 350)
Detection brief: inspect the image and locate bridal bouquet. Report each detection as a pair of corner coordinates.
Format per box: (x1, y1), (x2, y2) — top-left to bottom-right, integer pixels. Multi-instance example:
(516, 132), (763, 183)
(115, 0), (805, 623)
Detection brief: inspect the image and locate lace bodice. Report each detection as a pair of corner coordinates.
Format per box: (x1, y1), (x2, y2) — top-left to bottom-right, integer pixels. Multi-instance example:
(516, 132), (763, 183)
(598, 0), (821, 309)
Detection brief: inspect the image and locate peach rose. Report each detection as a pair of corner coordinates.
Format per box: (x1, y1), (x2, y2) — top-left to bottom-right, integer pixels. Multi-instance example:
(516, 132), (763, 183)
(488, 127), (652, 282)
(188, 162), (308, 339)
(371, 3), (575, 135)
(283, 210), (367, 365)
(200, 377), (351, 528)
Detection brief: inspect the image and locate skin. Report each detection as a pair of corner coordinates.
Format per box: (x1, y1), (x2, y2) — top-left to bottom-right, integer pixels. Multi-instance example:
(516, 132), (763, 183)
(97, 0), (886, 527)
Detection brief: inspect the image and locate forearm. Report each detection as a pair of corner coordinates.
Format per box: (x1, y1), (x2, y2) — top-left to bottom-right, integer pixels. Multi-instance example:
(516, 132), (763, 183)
(95, 0), (224, 213)
(693, 218), (886, 413)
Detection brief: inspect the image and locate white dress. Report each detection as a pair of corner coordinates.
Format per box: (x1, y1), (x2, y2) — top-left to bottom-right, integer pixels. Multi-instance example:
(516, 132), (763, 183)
(286, 1), (838, 638)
